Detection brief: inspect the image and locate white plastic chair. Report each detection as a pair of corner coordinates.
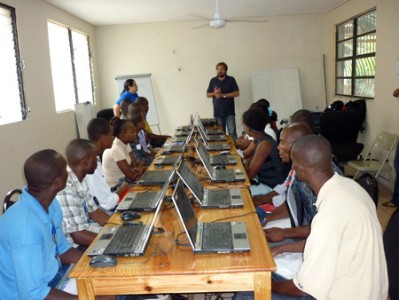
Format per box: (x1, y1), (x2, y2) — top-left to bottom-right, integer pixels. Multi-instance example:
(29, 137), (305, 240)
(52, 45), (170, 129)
(348, 132), (398, 188)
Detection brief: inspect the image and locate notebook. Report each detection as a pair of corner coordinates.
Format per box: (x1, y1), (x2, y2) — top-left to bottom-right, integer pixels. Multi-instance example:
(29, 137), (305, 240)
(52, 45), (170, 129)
(200, 117), (217, 126)
(153, 154), (182, 167)
(172, 179), (250, 253)
(196, 140), (245, 183)
(176, 161), (243, 208)
(117, 179), (170, 211)
(138, 169), (175, 186)
(197, 119), (226, 142)
(163, 126), (195, 153)
(198, 130), (230, 151)
(195, 136), (237, 166)
(87, 191), (165, 257)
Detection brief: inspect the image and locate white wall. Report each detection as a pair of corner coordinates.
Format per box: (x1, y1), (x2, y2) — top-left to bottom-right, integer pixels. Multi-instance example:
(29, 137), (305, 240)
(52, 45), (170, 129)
(0, 0), (98, 210)
(95, 14), (326, 135)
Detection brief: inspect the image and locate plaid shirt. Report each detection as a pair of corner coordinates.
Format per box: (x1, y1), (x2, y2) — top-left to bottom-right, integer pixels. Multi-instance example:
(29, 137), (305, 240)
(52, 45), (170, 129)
(56, 168), (101, 245)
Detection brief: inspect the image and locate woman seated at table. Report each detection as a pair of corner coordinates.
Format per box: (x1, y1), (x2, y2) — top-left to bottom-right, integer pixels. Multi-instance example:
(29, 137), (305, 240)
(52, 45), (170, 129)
(242, 107), (285, 196)
(102, 117), (146, 190)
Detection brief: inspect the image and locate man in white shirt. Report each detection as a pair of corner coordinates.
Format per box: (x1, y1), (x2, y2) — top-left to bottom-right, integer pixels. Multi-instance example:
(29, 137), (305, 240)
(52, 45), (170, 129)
(86, 118), (131, 211)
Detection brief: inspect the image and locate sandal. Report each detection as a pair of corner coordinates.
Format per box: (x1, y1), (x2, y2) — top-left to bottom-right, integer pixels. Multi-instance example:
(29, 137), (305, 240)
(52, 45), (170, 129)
(382, 200), (397, 207)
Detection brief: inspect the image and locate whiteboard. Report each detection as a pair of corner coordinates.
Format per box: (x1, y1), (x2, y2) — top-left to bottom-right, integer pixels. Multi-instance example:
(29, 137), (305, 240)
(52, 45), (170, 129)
(115, 74), (159, 126)
(74, 102), (94, 139)
(251, 68), (302, 125)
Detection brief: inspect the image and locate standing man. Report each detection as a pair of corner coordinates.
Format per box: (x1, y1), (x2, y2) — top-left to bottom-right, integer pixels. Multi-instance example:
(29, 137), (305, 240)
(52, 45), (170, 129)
(207, 62), (239, 140)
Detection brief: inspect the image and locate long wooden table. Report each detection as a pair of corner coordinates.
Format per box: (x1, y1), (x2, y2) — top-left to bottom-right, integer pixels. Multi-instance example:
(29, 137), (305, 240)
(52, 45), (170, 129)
(69, 133), (276, 299)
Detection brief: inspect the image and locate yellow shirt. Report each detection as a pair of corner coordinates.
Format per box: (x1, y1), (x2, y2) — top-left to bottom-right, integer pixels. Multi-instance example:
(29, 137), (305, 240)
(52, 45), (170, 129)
(145, 120), (153, 134)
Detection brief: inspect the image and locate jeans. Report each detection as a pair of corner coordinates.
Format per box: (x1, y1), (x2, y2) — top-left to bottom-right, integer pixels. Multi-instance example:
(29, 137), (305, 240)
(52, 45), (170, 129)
(392, 144), (399, 206)
(232, 273), (314, 300)
(216, 115), (237, 141)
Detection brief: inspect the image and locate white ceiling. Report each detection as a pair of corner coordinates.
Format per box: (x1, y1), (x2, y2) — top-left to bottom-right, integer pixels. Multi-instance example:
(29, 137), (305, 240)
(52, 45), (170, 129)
(45, 0), (349, 26)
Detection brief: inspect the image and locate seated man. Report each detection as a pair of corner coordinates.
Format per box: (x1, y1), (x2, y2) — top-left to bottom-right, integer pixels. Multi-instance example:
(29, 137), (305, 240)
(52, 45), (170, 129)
(236, 135), (388, 299)
(0, 149), (82, 299)
(57, 139), (111, 249)
(86, 118), (131, 212)
(136, 96), (171, 147)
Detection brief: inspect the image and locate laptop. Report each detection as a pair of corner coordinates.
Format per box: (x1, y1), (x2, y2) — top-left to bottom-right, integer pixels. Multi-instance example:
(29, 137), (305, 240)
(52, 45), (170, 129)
(197, 130), (230, 151)
(153, 153), (182, 167)
(171, 179), (250, 253)
(195, 136), (237, 166)
(197, 118), (226, 142)
(87, 189), (166, 257)
(117, 179), (170, 212)
(176, 161), (243, 208)
(138, 169), (175, 186)
(200, 117), (217, 126)
(196, 140), (245, 183)
(176, 113), (198, 131)
(163, 126), (195, 153)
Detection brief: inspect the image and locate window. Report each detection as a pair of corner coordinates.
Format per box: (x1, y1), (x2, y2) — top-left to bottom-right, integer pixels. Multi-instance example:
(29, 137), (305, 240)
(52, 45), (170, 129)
(48, 21), (94, 112)
(0, 4), (27, 125)
(335, 9), (376, 98)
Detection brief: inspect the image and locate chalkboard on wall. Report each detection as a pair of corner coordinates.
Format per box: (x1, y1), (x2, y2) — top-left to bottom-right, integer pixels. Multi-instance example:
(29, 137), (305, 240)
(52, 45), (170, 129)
(115, 74), (160, 127)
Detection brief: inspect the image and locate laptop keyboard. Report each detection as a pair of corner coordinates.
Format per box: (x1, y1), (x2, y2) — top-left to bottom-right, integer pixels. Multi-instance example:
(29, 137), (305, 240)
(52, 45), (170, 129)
(104, 225), (147, 255)
(202, 222), (233, 250)
(130, 192), (158, 209)
(211, 156), (230, 165)
(208, 190), (231, 204)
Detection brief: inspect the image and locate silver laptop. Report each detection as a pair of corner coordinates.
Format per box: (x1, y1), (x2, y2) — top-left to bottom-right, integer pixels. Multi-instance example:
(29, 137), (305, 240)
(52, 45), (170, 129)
(117, 179), (170, 212)
(200, 117), (217, 126)
(197, 130), (230, 151)
(197, 116), (226, 142)
(196, 140), (245, 183)
(153, 153), (183, 167)
(176, 161), (243, 208)
(176, 112), (198, 131)
(195, 136), (237, 165)
(164, 126), (195, 153)
(172, 179), (250, 253)
(87, 190), (166, 257)
(138, 169), (175, 186)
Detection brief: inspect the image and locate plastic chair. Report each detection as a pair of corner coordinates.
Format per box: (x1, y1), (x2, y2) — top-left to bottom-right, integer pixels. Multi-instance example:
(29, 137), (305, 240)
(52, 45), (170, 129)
(383, 209), (399, 299)
(355, 172), (379, 207)
(3, 189), (22, 213)
(347, 132), (398, 188)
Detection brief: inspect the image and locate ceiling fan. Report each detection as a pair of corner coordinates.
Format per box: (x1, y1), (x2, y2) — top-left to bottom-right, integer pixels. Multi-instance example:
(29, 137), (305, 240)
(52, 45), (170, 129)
(193, 0), (268, 29)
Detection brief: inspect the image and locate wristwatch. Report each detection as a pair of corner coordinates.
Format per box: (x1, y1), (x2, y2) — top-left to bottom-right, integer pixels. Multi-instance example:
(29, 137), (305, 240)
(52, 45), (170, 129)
(223, 94), (226, 98)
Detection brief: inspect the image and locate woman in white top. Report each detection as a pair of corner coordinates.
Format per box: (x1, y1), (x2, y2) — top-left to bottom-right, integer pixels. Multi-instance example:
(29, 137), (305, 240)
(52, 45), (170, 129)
(102, 117), (146, 189)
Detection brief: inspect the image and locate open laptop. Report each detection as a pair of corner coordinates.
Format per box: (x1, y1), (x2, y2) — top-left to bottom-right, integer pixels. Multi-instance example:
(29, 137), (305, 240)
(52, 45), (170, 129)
(176, 161), (243, 208)
(117, 179), (170, 212)
(195, 136), (237, 166)
(197, 119), (226, 142)
(196, 140), (245, 183)
(176, 113), (197, 131)
(138, 169), (175, 186)
(197, 129), (230, 151)
(172, 179), (250, 253)
(200, 117), (217, 126)
(153, 152), (183, 167)
(87, 189), (166, 257)
(163, 126), (194, 153)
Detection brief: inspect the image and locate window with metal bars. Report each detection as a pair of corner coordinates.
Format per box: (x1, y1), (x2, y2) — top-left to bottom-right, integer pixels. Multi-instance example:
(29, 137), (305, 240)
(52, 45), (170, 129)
(335, 9), (376, 99)
(0, 3), (27, 125)
(47, 21), (94, 112)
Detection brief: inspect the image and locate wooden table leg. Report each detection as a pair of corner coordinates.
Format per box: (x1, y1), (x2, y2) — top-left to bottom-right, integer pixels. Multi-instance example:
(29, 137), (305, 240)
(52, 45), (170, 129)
(254, 272), (271, 300)
(77, 278), (95, 300)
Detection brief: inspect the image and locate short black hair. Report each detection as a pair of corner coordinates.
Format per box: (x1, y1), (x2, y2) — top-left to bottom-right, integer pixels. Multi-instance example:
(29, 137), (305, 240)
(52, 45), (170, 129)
(87, 118), (111, 142)
(242, 107), (268, 132)
(216, 62), (228, 71)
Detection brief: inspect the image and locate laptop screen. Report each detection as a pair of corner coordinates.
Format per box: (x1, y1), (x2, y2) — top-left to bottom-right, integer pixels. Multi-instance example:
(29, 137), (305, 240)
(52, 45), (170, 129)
(173, 180), (198, 246)
(195, 137), (213, 174)
(177, 161), (204, 200)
